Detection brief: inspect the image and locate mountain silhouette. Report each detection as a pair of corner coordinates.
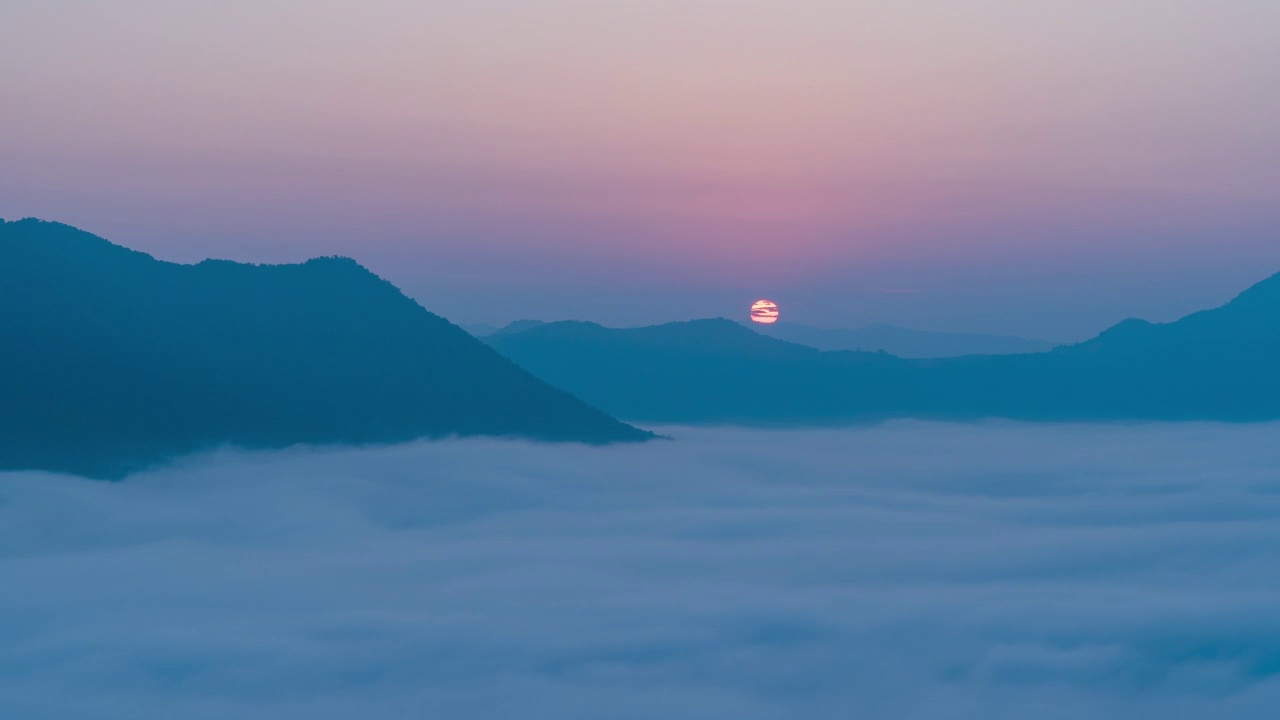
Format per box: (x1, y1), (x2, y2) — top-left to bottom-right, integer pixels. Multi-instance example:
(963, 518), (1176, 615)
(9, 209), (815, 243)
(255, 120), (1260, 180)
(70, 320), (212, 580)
(471, 318), (1053, 357)
(748, 321), (1055, 357)
(970, 271), (1280, 419)
(485, 319), (917, 423)
(0, 219), (650, 477)
(488, 275), (1280, 424)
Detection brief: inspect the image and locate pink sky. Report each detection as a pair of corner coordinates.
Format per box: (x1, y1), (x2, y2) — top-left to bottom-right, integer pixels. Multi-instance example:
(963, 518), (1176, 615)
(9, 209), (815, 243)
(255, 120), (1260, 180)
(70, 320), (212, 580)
(3, 1), (1279, 338)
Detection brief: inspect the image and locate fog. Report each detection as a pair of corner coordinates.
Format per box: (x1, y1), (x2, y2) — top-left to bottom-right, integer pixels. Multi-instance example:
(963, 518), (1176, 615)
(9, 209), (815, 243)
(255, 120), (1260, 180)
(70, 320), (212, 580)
(3, 423), (1280, 718)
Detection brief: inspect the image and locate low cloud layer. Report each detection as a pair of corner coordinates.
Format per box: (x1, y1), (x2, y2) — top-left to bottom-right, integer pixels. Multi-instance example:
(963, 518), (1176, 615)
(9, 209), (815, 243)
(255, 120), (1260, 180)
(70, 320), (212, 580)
(3, 422), (1280, 718)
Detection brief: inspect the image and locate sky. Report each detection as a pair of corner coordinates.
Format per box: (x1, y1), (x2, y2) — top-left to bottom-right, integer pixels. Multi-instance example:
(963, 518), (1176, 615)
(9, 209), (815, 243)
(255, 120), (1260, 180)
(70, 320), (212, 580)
(4, 422), (1280, 718)
(3, 1), (1279, 339)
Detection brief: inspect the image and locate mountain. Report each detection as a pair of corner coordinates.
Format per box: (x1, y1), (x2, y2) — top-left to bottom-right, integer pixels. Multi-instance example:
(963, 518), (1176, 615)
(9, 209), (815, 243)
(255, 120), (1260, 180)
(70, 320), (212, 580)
(0, 219), (650, 478)
(484, 319), (918, 423)
(748, 321), (1055, 357)
(487, 275), (1280, 424)
(983, 271), (1280, 419)
(470, 317), (1053, 357)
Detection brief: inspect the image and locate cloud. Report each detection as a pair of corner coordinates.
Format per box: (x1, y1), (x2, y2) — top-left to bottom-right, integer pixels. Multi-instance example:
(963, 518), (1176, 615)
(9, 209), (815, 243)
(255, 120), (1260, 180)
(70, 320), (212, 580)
(3, 422), (1280, 719)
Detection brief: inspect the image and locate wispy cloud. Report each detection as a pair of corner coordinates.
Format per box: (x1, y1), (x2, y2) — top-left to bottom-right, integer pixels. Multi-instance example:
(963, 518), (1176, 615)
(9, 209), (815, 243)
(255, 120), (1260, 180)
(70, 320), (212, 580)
(3, 422), (1280, 718)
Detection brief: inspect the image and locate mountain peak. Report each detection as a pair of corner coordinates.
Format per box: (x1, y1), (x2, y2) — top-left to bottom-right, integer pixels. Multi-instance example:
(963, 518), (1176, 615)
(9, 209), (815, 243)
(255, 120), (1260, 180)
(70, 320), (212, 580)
(1, 217), (156, 264)
(1, 220), (651, 476)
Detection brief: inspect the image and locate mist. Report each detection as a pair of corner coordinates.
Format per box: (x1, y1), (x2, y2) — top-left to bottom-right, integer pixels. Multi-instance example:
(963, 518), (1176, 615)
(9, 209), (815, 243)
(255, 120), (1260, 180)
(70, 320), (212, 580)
(3, 422), (1280, 718)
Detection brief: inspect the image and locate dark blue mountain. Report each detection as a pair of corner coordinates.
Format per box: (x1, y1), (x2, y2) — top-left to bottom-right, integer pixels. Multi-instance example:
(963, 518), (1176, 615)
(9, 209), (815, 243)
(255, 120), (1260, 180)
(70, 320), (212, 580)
(0, 219), (650, 477)
(472, 317), (1054, 357)
(488, 274), (1280, 424)
(485, 319), (918, 423)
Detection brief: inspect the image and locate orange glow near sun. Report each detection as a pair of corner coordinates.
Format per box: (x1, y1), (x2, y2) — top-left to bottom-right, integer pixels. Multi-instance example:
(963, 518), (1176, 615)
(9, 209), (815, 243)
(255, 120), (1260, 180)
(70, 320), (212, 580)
(750, 299), (779, 324)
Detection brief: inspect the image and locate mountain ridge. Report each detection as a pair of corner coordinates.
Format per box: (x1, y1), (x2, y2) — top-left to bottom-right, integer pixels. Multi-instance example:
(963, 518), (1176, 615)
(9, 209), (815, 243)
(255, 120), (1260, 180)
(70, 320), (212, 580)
(489, 270), (1280, 424)
(748, 320), (1056, 357)
(469, 316), (1056, 358)
(1, 219), (651, 478)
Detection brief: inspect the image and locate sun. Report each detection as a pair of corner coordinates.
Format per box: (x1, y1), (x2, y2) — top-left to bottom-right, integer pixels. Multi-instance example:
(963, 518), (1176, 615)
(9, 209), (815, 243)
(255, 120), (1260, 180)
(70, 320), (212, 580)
(750, 299), (779, 324)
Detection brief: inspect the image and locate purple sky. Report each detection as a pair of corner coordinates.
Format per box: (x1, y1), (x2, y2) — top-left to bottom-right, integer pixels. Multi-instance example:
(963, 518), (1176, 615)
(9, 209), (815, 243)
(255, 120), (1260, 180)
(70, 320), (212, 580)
(3, 1), (1279, 340)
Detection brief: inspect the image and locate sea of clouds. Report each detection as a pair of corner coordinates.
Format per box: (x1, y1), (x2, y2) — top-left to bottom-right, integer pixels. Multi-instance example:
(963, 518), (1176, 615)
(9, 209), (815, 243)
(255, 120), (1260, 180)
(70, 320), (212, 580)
(3, 422), (1280, 719)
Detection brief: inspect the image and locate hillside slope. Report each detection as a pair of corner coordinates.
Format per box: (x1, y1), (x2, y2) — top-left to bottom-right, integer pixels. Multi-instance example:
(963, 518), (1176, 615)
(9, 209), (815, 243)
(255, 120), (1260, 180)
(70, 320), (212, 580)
(0, 219), (649, 477)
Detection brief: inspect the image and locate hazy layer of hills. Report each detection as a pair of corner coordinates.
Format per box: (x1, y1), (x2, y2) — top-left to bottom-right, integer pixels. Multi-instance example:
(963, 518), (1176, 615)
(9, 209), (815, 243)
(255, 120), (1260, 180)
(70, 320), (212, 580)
(0, 219), (649, 477)
(488, 275), (1280, 424)
(468, 319), (1052, 358)
(464, 319), (548, 339)
(748, 321), (1055, 357)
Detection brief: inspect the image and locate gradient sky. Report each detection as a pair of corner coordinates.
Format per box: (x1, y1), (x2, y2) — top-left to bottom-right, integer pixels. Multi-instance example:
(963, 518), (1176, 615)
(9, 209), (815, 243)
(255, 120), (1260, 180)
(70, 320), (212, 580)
(3, 1), (1278, 340)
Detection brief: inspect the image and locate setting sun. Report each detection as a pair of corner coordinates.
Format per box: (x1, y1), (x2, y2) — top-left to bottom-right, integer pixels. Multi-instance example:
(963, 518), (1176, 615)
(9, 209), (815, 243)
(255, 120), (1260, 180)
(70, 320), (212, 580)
(750, 299), (779, 324)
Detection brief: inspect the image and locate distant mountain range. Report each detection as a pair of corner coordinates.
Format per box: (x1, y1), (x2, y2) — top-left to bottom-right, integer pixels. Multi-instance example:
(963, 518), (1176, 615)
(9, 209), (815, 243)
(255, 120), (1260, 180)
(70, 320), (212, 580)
(476, 319), (548, 338)
(487, 274), (1280, 424)
(8, 216), (1277, 478)
(469, 319), (1053, 358)
(0, 219), (649, 477)
(748, 321), (1055, 357)
(462, 320), (547, 338)
(461, 322), (503, 336)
